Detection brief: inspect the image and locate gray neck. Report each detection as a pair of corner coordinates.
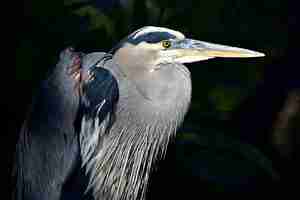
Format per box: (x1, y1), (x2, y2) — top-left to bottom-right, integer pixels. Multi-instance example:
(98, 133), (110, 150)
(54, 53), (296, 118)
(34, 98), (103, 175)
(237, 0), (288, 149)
(111, 57), (192, 118)
(82, 57), (191, 200)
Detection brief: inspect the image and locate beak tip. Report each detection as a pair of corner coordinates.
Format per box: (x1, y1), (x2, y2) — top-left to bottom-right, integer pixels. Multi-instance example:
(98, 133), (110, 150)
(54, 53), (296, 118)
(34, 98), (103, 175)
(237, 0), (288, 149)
(255, 52), (265, 57)
(242, 50), (265, 58)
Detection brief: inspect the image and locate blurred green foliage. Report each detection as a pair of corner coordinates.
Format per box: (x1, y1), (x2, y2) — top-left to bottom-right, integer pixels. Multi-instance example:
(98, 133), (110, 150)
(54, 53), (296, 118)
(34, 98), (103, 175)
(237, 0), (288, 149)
(17, 0), (289, 192)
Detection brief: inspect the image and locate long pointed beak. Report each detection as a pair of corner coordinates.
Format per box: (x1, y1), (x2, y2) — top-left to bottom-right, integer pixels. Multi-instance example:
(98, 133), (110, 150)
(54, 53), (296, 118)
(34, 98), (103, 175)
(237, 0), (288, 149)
(170, 38), (265, 63)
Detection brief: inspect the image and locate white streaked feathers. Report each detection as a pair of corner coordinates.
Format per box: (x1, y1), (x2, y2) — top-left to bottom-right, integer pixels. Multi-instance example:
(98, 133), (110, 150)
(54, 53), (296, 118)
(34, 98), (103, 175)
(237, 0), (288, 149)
(80, 99), (109, 168)
(79, 47), (191, 200)
(80, 98), (189, 200)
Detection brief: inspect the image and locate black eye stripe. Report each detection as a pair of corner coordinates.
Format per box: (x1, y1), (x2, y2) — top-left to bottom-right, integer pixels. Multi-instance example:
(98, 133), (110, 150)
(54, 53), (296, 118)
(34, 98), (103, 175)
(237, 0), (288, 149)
(128, 32), (177, 44)
(110, 31), (178, 54)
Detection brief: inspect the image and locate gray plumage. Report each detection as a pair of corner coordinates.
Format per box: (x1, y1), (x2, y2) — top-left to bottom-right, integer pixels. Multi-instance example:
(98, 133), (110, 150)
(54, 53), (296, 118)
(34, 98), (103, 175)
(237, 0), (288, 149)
(80, 53), (191, 200)
(13, 26), (264, 200)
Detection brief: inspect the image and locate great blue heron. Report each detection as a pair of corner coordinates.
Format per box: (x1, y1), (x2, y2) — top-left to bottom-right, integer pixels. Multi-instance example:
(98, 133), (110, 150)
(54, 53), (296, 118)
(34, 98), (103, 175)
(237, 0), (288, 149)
(13, 26), (264, 200)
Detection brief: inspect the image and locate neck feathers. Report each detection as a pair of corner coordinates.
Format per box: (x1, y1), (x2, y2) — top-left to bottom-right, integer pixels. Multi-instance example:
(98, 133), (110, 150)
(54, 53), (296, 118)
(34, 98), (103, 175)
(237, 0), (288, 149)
(80, 95), (189, 200)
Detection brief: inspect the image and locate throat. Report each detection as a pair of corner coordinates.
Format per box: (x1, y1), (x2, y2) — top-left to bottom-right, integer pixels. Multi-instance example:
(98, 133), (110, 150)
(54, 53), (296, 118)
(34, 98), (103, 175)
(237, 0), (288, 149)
(121, 64), (191, 107)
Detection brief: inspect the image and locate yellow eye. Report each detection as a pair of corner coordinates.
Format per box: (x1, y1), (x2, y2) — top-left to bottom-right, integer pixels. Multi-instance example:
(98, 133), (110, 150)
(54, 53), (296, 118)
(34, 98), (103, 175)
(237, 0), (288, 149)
(162, 40), (171, 48)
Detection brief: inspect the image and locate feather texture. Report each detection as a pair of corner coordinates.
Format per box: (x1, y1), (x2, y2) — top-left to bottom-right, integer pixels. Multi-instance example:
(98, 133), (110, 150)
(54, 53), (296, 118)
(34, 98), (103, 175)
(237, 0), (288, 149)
(79, 55), (191, 200)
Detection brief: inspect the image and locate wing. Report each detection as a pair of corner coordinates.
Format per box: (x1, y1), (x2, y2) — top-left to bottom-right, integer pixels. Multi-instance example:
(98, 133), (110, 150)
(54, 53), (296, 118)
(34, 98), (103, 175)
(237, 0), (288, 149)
(12, 47), (84, 200)
(78, 53), (119, 179)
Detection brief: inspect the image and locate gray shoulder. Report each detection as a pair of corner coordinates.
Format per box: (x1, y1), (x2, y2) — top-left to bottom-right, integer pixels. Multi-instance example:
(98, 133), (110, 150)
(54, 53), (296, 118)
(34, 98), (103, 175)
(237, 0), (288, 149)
(81, 52), (109, 70)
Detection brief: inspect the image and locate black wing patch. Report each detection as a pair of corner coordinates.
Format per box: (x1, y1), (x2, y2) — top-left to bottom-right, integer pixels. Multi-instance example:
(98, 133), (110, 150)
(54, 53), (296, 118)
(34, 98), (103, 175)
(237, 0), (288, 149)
(81, 63), (119, 122)
(78, 55), (119, 190)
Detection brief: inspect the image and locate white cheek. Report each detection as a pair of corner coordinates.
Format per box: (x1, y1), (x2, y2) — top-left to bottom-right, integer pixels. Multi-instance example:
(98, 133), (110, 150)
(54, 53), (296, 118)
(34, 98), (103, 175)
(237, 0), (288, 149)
(157, 51), (177, 63)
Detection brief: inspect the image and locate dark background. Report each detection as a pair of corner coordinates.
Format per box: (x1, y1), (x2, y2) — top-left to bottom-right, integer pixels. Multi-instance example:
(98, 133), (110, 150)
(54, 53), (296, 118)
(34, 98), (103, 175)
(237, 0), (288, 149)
(10, 0), (298, 198)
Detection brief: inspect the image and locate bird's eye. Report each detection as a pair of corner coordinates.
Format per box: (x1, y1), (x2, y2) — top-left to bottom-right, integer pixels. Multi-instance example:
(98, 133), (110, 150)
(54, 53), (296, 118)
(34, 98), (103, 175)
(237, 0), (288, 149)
(162, 40), (171, 48)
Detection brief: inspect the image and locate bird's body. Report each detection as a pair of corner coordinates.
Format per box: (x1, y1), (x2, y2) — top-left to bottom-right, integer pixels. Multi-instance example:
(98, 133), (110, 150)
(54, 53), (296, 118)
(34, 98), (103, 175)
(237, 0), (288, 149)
(80, 53), (191, 199)
(13, 49), (82, 200)
(13, 26), (264, 200)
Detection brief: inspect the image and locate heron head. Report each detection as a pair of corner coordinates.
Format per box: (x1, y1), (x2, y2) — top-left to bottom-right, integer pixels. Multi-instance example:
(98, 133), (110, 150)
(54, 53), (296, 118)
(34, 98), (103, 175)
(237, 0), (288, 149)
(110, 26), (265, 102)
(111, 26), (265, 72)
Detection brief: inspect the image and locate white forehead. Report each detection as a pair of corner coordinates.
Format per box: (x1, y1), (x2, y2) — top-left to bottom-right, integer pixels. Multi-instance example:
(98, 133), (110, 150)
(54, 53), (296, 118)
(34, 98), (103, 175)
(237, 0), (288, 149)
(132, 26), (185, 40)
